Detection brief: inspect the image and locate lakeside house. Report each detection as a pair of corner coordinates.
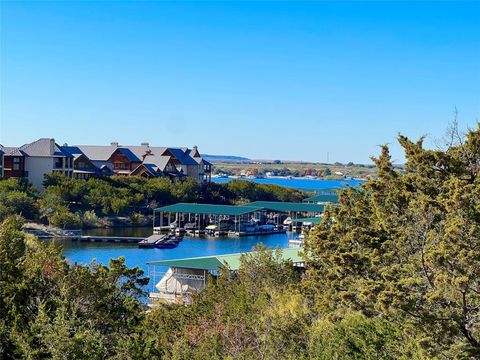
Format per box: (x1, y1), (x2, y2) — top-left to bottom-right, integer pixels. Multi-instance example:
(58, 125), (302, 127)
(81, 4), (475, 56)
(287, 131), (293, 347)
(74, 142), (212, 182)
(62, 146), (115, 179)
(0, 138), (212, 189)
(0, 138), (74, 190)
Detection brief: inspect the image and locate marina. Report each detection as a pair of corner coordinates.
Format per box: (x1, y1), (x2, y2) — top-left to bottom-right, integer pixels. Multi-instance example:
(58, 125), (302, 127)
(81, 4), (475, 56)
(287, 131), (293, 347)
(153, 201), (325, 238)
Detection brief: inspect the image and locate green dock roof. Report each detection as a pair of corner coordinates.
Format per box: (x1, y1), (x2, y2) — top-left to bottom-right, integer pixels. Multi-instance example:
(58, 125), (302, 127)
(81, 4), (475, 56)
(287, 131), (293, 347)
(315, 188), (340, 195)
(245, 201), (325, 213)
(155, 203), (263, 216)
(293, 217), (323, 224)
(303, 194), (339, 203)
(147, 248), (304, 270)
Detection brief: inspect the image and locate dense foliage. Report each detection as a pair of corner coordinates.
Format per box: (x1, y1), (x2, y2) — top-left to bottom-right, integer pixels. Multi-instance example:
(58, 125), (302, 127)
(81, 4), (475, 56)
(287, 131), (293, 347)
(0, 178), (38, 221)
(305, 124), (480, 358)
(0, 176), (305, 228)
(1, 124), (478, 359)
(0, 216), (148, 359)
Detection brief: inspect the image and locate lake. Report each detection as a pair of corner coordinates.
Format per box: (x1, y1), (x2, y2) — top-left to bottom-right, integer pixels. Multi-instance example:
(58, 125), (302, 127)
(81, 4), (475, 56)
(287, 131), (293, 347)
(212, 177), (364, 191)
(58, 228), (298, 275)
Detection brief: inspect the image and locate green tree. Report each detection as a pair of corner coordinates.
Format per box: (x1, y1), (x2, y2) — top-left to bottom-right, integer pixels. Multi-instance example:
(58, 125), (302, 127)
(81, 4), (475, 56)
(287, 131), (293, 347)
(0, 178), (38, 221)
(305, 124), (480, 357)
(307, 312), (425, 360)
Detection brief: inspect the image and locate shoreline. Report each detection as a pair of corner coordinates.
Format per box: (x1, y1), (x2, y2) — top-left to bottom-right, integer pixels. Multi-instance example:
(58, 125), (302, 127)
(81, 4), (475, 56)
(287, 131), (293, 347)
(23, 216), (154, 235)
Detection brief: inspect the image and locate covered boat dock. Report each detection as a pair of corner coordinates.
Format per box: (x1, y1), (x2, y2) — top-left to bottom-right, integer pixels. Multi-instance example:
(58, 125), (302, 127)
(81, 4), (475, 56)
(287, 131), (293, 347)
(244, 201), (325, 213)
(147, 247), (304, 304)
(153, 203), (273, 237)
(244, 201), (325, 231)
(153, 201), (325, 237)
(303, 188), (341, 204)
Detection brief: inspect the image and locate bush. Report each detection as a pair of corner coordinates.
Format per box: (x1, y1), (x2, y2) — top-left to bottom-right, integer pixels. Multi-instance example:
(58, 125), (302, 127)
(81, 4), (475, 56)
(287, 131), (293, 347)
(81, 210), (109, 228)
(129, 212), (141, 224)
(0, 178), (38, 221)
(49, 206), (81, 229)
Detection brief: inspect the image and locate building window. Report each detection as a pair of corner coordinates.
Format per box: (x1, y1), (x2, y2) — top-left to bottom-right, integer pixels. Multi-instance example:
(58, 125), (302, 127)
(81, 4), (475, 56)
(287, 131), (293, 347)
(53, 158), (63, 169)
(13, 157), (21, 170)
(113, 162), (128, 170)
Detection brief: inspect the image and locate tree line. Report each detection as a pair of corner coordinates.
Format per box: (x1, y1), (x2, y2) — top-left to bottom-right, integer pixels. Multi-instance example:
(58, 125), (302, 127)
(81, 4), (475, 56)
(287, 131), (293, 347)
(0, 123), (479, 359)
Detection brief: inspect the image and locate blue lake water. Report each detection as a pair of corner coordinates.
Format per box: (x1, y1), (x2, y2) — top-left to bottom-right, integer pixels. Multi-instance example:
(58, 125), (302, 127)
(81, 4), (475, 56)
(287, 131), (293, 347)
(213, 177), (364, 191)
(57, 231), (298, 275)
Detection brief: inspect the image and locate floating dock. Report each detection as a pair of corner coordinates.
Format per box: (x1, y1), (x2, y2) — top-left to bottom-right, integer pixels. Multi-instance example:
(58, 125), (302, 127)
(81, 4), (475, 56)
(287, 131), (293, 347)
(138, 234), (182, 249)
(78, 235), (144, 243)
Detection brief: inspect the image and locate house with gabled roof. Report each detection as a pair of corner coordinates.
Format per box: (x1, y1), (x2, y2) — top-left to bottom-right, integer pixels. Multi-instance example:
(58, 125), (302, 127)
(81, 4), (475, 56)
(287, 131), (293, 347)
(129, 144), (212, 183)
(130, 150), (185, 179)
(62, 146), (115, 179)
(75, 142), (142, 176)
(75, 142), (211, 183)
(190, 146), (212, 183)
(0, 138), (74, 189)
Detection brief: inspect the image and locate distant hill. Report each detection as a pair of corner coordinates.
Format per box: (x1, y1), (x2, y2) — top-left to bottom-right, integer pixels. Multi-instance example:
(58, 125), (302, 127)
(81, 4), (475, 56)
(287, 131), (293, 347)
(203, 154), (251, 164)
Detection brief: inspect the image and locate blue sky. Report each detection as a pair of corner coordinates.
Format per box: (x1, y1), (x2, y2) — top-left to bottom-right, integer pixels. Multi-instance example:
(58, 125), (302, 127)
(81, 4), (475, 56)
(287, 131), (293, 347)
(1, 1), (479, 163)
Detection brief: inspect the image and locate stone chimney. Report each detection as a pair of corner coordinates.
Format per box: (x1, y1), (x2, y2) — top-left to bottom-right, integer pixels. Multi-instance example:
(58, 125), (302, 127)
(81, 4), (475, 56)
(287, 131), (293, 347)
(50, 139), (56, 155)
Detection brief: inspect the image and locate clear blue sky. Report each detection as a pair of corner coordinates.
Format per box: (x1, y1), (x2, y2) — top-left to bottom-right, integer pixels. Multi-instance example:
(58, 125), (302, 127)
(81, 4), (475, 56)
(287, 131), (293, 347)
(1, 1), (479, 163)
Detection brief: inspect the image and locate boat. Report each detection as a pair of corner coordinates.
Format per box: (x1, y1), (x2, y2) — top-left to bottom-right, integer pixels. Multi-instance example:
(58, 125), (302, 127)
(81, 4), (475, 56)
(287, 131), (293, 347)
(240, 221), (258, 233)
(205, 221), (231, 236)
(184, 222), (196, 230)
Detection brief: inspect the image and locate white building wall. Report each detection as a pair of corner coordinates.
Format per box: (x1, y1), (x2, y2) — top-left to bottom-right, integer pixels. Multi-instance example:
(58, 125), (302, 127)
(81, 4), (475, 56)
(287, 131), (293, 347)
(24, 156), (73, 190)
(24, 157), (55, 190)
